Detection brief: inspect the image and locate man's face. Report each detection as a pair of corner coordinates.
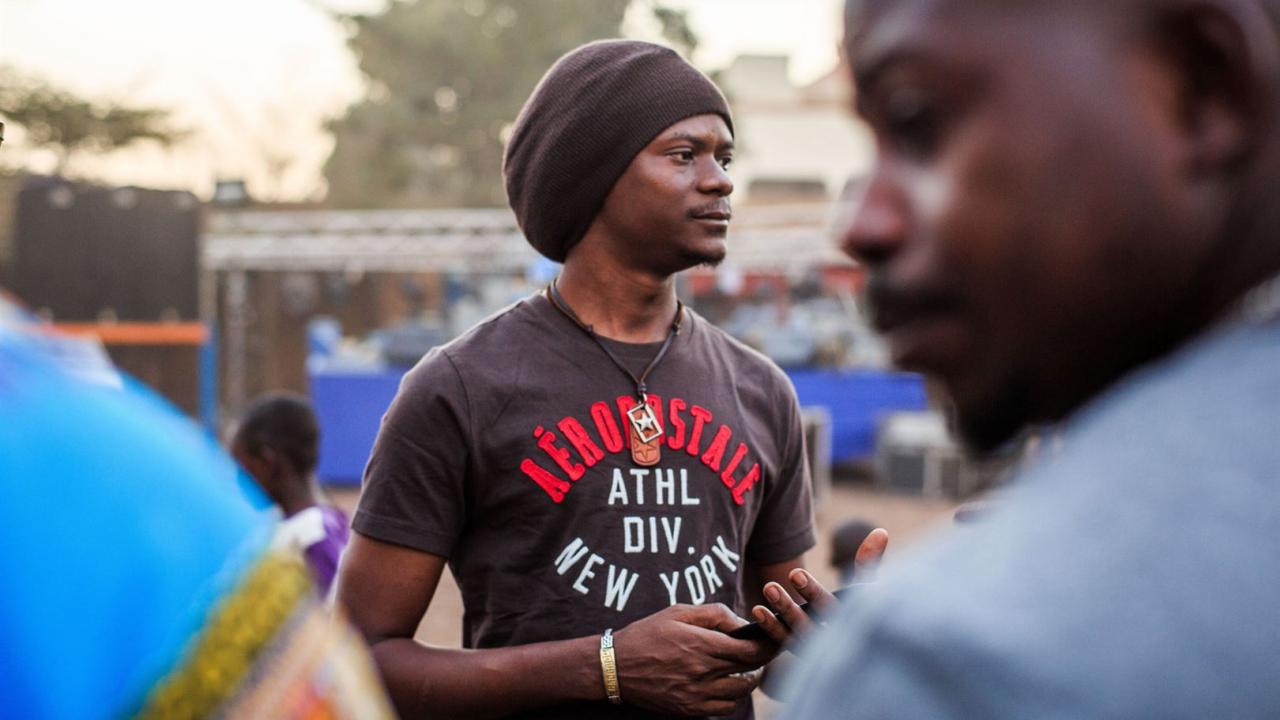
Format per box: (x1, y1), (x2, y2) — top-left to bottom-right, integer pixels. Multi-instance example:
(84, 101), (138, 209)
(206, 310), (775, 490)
(594, 113), (735, 275)
(842, 2), (1226, 451)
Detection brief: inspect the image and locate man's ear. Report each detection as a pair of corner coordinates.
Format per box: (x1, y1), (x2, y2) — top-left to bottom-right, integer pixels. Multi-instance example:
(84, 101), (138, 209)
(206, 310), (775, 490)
(1149, 0), (1280, 176)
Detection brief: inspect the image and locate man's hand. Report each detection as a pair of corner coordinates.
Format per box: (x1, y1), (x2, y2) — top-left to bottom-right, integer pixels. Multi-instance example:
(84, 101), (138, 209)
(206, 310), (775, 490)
(752, 528), (889, 643)
(612, 603), (776, 717)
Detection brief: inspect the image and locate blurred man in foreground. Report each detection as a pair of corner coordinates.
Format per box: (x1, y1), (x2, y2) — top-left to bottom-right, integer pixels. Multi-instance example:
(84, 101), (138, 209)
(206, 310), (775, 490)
(760, 1), (1280, 717)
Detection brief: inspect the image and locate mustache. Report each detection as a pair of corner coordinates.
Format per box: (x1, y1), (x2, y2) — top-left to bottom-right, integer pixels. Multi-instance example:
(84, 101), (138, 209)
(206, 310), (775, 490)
(687, 200), (732, 219)
(864, 274), (956, 326)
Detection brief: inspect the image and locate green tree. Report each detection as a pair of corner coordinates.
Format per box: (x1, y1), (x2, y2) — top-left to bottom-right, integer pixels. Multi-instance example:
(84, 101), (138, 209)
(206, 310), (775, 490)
(323, 0), (699, 208)
(0, 67), (182, 175)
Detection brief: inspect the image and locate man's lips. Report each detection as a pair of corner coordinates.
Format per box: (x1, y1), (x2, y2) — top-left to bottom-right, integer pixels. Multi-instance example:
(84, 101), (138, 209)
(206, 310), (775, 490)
(689, 202), (732, 223)
(865, 283), (969, 373)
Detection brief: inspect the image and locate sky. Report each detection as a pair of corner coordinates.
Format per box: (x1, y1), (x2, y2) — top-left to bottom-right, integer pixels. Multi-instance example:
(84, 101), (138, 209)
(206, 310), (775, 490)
(0, 0), (845, 201)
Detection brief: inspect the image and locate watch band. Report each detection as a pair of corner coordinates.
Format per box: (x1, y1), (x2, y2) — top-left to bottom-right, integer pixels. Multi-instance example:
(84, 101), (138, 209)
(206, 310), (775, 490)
(600, 629), (622, 705)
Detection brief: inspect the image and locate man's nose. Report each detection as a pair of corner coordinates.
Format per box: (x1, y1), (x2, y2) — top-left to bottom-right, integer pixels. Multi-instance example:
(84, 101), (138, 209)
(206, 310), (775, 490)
(698, 158), (734, 197)
(840, 170), (908, 266)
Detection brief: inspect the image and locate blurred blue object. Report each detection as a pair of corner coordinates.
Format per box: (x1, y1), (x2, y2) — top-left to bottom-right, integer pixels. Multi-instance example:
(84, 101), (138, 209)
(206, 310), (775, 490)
(309, 365), (928, 484)
(788, 368), (929, 462)
(312, 368), (405, 485)
(0, 312), (274, 718)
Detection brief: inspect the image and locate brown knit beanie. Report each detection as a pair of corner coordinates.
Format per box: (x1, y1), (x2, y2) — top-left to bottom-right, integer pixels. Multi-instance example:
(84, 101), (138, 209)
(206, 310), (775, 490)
(503, 40), (734, 262)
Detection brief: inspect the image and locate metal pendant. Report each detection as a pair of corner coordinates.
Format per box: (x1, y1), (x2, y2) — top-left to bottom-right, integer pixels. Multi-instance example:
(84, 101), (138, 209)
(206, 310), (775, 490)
(626, 401), (663, 466)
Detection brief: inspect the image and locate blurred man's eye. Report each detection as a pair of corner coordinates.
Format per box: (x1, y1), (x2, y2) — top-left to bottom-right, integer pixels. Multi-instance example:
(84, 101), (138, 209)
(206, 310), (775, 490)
(880, 85), (942, 159)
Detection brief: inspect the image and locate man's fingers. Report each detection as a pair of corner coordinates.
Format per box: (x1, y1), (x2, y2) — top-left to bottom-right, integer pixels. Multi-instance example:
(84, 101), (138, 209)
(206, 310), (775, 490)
(787, 568), (836, 611)
(752, 604), (792, 644)
(673, 605), (776, 666)
(678, 602), (745, 632)
(707, 669), (762, 699)
(854, 528), (889, 571)
(764, 580), (814, 635)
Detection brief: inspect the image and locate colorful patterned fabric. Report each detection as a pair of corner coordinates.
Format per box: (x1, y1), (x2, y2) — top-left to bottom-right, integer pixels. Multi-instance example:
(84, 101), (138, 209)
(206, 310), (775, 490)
(0, 297), (391, 719)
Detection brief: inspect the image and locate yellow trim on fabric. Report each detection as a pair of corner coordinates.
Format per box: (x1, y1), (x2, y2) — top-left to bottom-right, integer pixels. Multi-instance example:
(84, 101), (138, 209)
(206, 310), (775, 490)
(136, 552), (311, 720)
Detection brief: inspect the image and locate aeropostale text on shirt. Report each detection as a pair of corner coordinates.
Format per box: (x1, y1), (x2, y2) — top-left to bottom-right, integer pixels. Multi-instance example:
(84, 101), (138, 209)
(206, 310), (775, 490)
(520, 394), (763, 505)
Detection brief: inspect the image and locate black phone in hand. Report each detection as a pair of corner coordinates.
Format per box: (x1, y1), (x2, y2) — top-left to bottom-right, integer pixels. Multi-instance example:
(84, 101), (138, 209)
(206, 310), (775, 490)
(727, 586), (853, 641)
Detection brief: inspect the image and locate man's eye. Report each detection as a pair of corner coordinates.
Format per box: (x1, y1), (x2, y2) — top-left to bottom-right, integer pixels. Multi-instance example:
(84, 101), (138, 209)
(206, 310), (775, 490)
(881, 86), (942, 159)
(718, 156), (733, 169)
(671, 150), (695, 162)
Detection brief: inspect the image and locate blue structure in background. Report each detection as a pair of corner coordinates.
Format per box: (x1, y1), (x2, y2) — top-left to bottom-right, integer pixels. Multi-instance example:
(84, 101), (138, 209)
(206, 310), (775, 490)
(311, 366), (927, 485)
(312, 370), (404, 485)
(787, 368), (929, 464)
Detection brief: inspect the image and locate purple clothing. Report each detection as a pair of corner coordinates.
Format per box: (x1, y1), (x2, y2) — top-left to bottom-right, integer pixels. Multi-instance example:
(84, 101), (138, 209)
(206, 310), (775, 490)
(277, 505), (350, 594)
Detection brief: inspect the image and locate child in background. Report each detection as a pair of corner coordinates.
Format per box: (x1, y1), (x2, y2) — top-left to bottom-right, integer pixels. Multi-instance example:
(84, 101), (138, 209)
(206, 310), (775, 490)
(232, 393), (349, 595)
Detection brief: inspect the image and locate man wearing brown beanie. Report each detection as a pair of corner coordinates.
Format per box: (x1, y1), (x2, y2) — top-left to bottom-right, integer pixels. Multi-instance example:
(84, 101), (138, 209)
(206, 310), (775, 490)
(337, 40), (841, 719)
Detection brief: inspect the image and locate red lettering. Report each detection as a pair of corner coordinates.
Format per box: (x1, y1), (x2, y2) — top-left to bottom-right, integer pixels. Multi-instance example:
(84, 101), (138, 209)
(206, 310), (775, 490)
(700, 425), (733, 472)
(617, 396), (637, 448)
(667, 397), (687, 451)
(732, 463), (761, 505)
(520, 459), (571, 503)
(686, 405), (713, 456)
(537, 430), (585, 481)
(591, 402), (624, 453)
(558, 416), (604, 467)
(720, 442), (750, 488)
(646, 394), (663, 433)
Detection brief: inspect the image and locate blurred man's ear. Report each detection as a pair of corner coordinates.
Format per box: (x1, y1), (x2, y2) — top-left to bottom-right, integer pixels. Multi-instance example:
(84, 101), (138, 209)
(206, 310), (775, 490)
(1149, 0), (1279, 175)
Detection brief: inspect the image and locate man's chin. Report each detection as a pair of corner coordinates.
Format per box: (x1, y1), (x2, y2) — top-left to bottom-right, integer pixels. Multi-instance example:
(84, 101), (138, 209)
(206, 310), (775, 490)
(949, 383), (1033, 457)
(675, 246), (726, 271)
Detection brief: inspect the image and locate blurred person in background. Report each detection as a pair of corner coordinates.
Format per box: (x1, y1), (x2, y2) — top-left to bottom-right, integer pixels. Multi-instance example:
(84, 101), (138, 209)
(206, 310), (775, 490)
(748, 1), (1280, 718)
(232, 392), (350, 596)
(338, 39), (892, 719)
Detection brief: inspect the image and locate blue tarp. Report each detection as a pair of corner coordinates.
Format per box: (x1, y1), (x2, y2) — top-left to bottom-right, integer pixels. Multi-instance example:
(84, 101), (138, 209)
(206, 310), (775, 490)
(311, 367), (927, 485)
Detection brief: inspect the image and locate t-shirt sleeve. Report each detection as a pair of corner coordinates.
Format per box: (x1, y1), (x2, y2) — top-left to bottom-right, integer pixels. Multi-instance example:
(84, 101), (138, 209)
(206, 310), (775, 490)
(745, 376), (816, 565)
(352, 349), (471, 557)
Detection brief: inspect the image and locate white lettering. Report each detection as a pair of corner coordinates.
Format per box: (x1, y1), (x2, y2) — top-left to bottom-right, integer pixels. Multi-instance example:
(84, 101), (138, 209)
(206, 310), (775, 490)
(604, 565), (640, 612)
(573, 554), (605, 594)
(629, 468), (648, 505)
(661, 516), (682, 553)
(607, 469), (629, 505)
(711, 535), (740, 572)
(679, 469), (700, 505)
(684, 565), (707, 604)
(656, 468), (675, 505)
(660, 571), (681, 605)
(623, 517), (645, 554)
(555, 538), (589, 575)
(699, 555), (724, 593)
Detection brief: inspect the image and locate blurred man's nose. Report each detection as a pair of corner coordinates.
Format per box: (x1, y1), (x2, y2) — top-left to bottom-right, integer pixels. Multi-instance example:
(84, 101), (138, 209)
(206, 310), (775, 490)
(841, 171), (907, 265)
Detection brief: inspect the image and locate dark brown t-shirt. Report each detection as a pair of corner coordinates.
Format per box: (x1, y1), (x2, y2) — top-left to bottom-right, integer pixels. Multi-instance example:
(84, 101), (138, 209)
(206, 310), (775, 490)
(354, 292), (815, 719)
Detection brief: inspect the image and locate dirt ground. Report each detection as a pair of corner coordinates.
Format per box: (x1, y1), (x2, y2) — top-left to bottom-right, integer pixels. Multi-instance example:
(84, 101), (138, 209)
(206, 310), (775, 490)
(329, 482), (959, 717)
